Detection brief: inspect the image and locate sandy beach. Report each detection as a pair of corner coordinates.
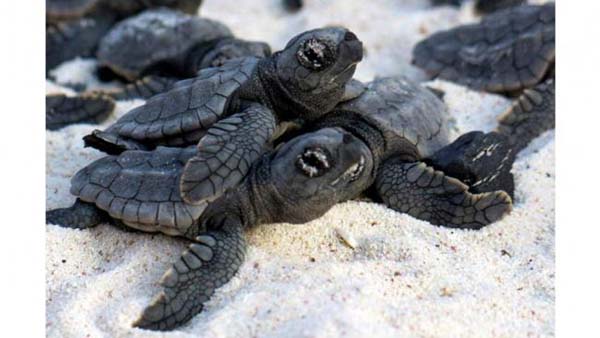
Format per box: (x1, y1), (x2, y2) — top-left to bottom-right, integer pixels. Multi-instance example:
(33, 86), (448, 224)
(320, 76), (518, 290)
(46, 1), (555, 337)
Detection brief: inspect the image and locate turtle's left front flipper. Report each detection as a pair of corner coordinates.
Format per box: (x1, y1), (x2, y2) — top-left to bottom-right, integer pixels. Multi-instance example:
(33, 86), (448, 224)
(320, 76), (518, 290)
(134, 221), (246, 331)
(496, 78), (555, 152)
(374, 159), (512, 230)
(180, 104), (276, 204)
(46, 94), (115, 131)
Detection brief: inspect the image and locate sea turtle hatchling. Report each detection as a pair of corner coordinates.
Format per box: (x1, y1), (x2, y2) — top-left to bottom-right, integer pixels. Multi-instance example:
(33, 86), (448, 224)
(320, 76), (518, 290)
(46, 0), (203, 73)
(45, 76), (512, 331)
(412, 3), (555, 152)
(95, 7), (271, 83)
(84, 27), (365, 206)
(46, 7), (271, 131)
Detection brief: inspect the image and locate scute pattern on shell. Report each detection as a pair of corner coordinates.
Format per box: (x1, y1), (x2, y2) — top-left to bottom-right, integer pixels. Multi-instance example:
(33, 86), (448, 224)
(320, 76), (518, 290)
(413, 3), (555, 92)
(97, 8), (232, 80)
(70, 146), (206, 236)
(337, 77), (451, 158)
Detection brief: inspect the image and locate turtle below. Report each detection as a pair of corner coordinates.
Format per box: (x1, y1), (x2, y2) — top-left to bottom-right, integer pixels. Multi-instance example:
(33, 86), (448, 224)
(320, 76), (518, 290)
(46, 76), (513, 331)
(413, 3), (555, 152)
(133, 77), (512, 330)
(84, 27), (364, 207)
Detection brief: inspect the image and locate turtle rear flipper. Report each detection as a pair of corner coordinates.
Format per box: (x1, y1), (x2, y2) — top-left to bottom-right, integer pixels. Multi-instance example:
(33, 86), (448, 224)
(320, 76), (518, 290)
(83, 129), (148, 155)
(46, 199), (109, 229)
(374, 159), (512, 230)
(180, 104), (277, 204)
(46, 94), (115, 131)
(426, 131), (515, 198)
(46, 15), (114, 72)
(496, 78), (555, 152)
(134, 221), (246, 331)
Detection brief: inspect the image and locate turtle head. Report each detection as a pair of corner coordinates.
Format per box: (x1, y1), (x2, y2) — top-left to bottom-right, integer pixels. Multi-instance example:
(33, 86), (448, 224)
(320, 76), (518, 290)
(198, 39), (271, 69)
(267, 127), (373, 223)
(275, 27), (363, 97)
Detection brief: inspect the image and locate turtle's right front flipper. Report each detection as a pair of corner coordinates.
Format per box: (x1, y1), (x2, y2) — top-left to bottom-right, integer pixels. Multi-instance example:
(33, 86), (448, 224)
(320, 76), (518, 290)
(46, 199), (109, 229)
(496, 78), (555, 152)
(180, 104), (277, 204)
(46, 94), (115, 131)
(374, 159), (512, 229)
(134, 220), (246, 331)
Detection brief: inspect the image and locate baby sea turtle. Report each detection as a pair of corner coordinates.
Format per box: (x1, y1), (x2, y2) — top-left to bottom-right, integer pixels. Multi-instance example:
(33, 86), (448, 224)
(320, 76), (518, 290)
(46, 0), (203, 72)
(96, 8), (271, 82)
(46, 76), (512, 330)
(141, 77), (512, 329)
(84, 27), (364, 205)
(46, 7), (271, 131)
(413, 3), (555, 152)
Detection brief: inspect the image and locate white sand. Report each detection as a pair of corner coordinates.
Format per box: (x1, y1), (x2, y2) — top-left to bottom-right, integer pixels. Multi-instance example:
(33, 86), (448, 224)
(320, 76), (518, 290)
(46, 1), (555, 337)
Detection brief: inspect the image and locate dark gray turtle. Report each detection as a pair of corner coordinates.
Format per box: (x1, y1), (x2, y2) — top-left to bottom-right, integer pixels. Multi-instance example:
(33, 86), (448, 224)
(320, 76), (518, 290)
(46, 0), (203, 72)
(413, 3), (555, 152)
(46, 76), (512, 331)
(129, 76), (512, 330)
(84, 27), (364, 205)
(46, 7), (271, 131)
(96, 8), (271, 82)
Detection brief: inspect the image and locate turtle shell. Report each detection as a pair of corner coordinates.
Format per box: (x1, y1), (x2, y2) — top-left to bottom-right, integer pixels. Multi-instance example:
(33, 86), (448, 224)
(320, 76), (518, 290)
(413, 3), (555, 92)
(97, 8), (232, 81)
(103, 57), (259, 146)
(70, 146), (206, 236)
(336, 76), (451, 158)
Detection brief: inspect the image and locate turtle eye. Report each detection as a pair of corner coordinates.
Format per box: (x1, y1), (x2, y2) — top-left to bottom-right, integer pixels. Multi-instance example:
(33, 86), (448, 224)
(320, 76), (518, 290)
(295, 147), (331, 177)
(296, 38), (334, 70)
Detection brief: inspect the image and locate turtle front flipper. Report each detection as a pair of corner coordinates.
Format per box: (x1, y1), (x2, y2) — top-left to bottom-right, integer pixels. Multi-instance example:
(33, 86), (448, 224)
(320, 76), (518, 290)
(46, 94), (115, 131)
(83, 57), (259, 154)
(426, 131), (515, 198)
(101, 76), (180, 101)
(374, 159), (512, 230)
(180, 104), (277, 204)
(134, 221), (246, 331)
(46, 199), (109, 229)
(496, 78), (555, 153)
